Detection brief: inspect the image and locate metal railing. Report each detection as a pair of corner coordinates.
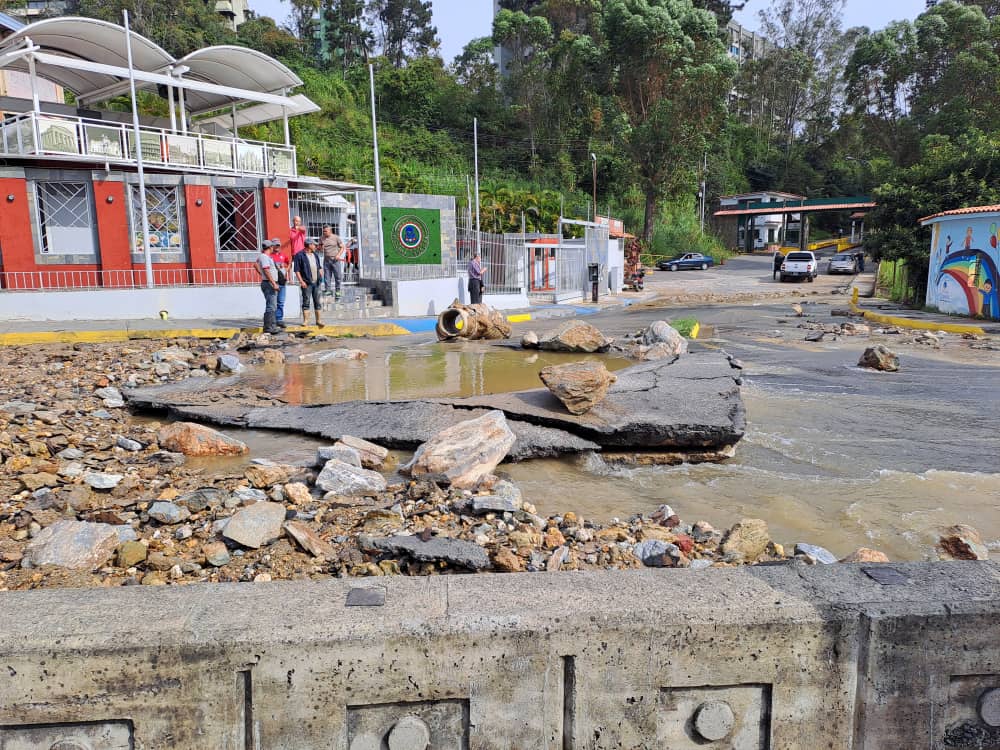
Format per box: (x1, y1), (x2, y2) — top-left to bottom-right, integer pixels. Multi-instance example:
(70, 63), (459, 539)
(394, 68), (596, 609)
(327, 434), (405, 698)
(456, 216), (525, 295)
(0, 265), (261, 291)
(0, 111), (297, 177)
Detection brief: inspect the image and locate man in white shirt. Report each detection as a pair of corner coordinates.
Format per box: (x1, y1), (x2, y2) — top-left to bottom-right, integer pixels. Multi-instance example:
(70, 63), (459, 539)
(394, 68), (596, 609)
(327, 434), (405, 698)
(255, 238), (281, 334)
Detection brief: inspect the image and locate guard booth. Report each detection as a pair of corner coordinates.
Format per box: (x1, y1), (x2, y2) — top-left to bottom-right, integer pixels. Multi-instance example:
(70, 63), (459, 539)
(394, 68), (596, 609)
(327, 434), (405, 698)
(713, 197), (877, 253)
(528, 239), (558, 292)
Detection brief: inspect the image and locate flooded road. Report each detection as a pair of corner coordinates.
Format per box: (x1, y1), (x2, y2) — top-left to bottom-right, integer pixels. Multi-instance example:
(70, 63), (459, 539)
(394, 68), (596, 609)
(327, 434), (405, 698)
(222, 297), (1000, 561)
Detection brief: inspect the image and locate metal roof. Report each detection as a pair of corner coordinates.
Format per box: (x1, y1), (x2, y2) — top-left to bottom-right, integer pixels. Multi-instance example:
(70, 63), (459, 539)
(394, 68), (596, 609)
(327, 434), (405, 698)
(0, 17), (313, 116)
(918, 205), (1000, 225)
(714, 201), (876, 217)
(1, 17), (174, 95)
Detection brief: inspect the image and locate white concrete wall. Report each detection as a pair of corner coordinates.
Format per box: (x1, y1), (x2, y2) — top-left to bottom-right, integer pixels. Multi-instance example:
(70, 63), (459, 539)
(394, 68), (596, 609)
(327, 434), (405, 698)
(0, 286), (300, 322)
(393, 278), (462, 317)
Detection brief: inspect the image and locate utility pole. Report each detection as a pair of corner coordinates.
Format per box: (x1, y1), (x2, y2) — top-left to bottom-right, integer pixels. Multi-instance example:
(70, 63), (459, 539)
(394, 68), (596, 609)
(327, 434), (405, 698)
(369, 64), (384, 258)
(591, 153), (597, 223)
(699, 152), (707, 233)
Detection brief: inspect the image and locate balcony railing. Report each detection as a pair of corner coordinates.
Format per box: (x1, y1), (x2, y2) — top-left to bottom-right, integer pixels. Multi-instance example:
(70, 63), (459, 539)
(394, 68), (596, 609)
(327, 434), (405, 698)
(0, 111), (297, 178)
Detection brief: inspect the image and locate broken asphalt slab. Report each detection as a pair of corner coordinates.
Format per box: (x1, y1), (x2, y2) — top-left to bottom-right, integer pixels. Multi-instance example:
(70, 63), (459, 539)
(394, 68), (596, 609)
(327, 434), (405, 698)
(124, 352), (745, 460)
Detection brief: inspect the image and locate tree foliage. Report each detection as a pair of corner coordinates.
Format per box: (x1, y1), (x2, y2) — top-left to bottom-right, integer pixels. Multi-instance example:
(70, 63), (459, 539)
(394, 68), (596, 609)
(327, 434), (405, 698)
(601, 0), (736, 242)
(365, 0), (438, 67)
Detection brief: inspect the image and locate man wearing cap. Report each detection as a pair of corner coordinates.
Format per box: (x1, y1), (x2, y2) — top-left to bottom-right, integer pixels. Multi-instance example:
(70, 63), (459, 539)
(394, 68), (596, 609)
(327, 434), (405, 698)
(255, 239), (281, 334)
(321, 225), (346, 299)
(293, 236), (324, 327)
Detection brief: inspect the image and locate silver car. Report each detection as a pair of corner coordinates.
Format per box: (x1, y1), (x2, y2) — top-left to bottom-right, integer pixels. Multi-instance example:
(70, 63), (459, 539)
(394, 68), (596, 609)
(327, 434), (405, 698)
(828, 253), (859, 274)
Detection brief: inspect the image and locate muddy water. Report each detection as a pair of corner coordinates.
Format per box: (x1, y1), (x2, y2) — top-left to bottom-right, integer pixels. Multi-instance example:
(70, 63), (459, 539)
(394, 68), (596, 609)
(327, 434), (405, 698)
(251, 342), (632, 404)
(226, 339), (1000, 562)
(514, 383), (1000, 561)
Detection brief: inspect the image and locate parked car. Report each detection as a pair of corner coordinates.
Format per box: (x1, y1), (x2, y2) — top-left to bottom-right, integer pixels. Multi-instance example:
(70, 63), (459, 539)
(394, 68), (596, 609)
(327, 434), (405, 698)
(778, 251), (818, 282)
(828, 252), (859, 274)
(657, 253), (715, 272)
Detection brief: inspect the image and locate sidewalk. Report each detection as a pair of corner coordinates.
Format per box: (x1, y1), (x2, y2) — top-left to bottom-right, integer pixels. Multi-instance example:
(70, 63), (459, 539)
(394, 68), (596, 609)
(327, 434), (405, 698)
(853, 299), (1000, 335)
(0, 292), (645, 346)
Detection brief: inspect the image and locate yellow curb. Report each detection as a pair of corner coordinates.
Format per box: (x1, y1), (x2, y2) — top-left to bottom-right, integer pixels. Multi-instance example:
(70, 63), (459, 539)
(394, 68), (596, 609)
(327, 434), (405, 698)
(506, 313), (532, 323)
(850, 304), (985, 335)
(0, 322), (412, 347)
(689, 322), (700, 340)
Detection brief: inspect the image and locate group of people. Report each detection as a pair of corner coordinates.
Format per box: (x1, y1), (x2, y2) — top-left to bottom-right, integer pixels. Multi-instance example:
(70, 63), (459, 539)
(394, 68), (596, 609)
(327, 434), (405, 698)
(254, 216), (354, 334)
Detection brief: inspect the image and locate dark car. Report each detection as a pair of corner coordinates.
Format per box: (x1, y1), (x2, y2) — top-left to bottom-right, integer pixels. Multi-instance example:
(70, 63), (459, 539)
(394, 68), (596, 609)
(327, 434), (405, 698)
(657, 252), (715, 272)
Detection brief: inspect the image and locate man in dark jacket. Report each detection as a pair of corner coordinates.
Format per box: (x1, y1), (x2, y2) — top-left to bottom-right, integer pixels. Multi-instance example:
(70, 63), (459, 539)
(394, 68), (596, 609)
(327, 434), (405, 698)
(294, 237), (324, 327)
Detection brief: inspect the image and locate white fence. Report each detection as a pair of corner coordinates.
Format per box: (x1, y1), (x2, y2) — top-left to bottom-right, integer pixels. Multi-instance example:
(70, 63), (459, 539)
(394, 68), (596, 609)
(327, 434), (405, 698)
(456, 214), (525, 296)
(0, 111), (297, 177)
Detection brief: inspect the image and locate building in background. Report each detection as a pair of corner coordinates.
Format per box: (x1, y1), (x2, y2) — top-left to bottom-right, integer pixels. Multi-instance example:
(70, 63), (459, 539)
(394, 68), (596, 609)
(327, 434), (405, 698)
(4, 0), (252, 31)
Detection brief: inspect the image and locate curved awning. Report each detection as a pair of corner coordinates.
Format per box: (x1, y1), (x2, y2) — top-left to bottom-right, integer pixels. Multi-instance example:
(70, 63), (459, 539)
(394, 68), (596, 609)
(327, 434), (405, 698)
(0, 16), (173, 96)
(0, 17), (308, 114)
(178, 45), (302, 113)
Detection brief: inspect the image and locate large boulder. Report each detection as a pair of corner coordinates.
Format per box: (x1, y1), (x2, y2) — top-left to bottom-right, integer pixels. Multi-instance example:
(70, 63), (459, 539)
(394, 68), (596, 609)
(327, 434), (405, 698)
(222, 502), (286, 549)
(337, 434), (389, 470)
(158, 422), (248, 456)
(537, 320), (612, 353)
(403, 410), (516, 489)
(938, 524), (989, 561)
(538, 361), (617, 415)
(23, 520), (119, 570)
(315, 459), (387, 497)
(720, 519), (770, 562)
(858, 345), (899, 372)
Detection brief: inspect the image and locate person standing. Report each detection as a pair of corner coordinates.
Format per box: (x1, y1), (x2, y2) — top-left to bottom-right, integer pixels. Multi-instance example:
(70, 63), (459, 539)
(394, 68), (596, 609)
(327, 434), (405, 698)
(321, 225), (345, 298)
(289, 215), (306, 256)
(270, 240), (291, 328)
(255, 239), (281, 334)
(294, 236), (324, 328)
(468, 251), (485, 304)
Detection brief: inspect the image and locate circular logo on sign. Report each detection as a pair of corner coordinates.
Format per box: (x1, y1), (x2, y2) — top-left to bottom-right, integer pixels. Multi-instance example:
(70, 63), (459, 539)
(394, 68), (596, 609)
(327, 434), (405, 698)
(393, 216), (429, 259)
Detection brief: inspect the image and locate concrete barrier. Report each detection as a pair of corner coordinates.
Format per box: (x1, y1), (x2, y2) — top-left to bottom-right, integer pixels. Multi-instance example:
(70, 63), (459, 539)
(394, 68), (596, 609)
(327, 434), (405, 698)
(1, 563), (999, 748)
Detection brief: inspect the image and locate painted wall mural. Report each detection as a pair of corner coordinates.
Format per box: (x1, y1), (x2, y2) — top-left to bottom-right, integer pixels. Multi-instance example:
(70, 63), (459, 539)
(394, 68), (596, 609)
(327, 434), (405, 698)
(926, 217), (1000, 320)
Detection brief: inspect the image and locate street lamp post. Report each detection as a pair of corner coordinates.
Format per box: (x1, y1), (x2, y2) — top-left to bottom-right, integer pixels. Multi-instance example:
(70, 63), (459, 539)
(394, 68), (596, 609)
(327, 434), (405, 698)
(590, 153), (597, 223)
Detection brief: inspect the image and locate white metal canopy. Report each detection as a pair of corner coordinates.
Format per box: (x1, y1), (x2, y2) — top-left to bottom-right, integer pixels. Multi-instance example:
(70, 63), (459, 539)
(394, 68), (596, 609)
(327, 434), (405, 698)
(197, 94), (321, 130)
(0, 17), (314, 115)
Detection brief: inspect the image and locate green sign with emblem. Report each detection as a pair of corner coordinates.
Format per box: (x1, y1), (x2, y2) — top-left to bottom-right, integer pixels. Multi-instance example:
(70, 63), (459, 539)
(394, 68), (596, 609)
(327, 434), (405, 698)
(381, 207), (443, 265)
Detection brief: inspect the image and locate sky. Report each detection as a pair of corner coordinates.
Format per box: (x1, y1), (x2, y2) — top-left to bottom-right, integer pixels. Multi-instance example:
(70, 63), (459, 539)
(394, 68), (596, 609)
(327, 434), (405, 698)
(250, 0), (926, 64)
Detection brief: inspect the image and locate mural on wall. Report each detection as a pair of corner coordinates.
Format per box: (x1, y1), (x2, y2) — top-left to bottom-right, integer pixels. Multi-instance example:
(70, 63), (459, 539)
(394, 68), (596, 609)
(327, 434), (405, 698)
(381, 207), (442, 266)
(927, 218), (1000, 320)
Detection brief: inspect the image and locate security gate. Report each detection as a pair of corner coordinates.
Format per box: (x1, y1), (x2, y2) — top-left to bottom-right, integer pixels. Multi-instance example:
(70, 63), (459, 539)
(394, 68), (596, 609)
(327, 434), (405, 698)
(288, 189), (359, 285)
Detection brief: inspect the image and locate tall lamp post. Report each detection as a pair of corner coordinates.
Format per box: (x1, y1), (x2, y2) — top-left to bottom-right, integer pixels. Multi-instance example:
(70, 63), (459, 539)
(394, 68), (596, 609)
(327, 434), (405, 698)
(590, 153), (597, 223)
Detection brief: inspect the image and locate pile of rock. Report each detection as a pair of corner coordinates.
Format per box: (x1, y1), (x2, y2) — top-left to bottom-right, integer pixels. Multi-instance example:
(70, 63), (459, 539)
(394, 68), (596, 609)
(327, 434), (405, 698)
(614, 320), (688, 361)
(521, 320), (612, 353)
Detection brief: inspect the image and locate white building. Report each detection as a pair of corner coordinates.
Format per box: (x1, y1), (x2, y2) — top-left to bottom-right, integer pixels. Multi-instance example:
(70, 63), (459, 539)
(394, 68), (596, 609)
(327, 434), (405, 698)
(717, 191), (804, 251)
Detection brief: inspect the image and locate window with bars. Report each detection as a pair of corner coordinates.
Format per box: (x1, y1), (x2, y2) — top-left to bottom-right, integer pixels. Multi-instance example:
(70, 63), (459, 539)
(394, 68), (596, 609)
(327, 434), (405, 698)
(35, 182), (97, 257)
(129, 185), (185, 258)
(215, 187), (260, 256)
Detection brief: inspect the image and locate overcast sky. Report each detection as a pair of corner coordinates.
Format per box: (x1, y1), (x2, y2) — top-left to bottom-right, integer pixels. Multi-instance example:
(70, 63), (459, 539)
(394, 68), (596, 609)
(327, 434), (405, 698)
(250, 0), (927, 64)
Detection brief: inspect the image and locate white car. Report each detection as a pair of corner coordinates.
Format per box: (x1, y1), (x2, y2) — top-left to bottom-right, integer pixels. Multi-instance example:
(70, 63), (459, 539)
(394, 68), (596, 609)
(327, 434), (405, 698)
(828, 253), (859, 274)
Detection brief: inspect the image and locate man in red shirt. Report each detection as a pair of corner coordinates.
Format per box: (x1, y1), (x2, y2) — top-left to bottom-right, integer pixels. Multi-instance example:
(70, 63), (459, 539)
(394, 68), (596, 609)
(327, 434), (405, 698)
(289, 215), (306, 256)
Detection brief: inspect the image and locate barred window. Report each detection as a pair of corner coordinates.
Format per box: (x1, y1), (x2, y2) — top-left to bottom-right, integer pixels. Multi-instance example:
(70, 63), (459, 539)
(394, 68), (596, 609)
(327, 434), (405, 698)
(129, 185), (184, 257)
(215, 187), (260, 255)
(35, 182), (97, 256)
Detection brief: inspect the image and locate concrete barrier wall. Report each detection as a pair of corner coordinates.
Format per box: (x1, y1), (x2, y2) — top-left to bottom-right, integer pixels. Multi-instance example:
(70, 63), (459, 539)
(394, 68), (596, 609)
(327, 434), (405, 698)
(0, 286), (301, 322)
(1, 563), (999, 749)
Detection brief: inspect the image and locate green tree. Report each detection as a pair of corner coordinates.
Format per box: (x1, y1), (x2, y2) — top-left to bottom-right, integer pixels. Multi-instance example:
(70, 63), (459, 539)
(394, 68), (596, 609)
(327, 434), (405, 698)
(601, 0), (736, 243)
(321, 0), (372, 68)
(365, 0), (438, 67)
(492, 8), (553, 165)
(76, 0), (234, 56)
(910, 1), (1000, 136)
(237, 16), (304, 62)
(844, 21), (919, 164)
(692, 0), (745, 25)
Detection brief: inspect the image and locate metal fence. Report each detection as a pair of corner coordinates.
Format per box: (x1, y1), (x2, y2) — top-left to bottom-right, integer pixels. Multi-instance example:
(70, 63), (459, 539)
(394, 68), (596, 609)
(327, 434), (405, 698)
(456, 213), (525, 295)
(288, 189), (359, 286)
(0, 265), (260, 291)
